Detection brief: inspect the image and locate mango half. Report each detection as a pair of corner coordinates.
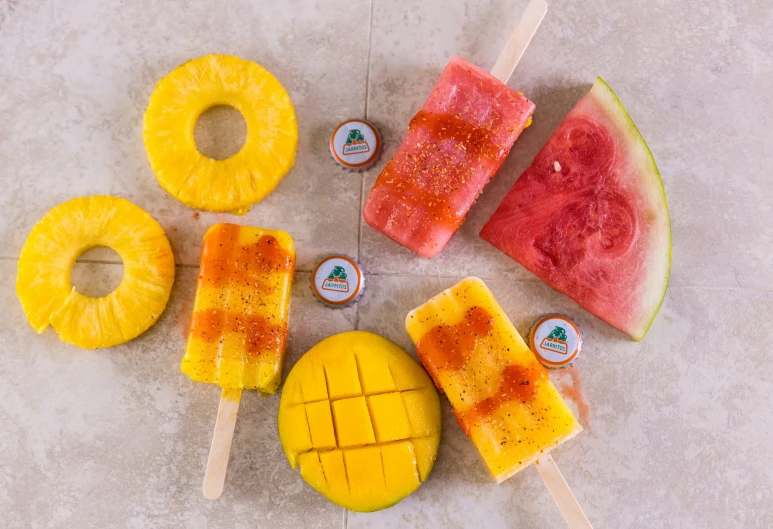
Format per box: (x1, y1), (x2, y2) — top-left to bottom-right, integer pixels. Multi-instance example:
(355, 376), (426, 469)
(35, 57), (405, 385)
(278, 331), (441, 512)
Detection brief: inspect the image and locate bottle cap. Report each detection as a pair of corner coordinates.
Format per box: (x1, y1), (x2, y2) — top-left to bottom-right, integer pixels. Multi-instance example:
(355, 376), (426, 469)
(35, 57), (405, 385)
(311, 255), (365, 307)
(529, 315), (582, 368)
(329, 119), (381, 169)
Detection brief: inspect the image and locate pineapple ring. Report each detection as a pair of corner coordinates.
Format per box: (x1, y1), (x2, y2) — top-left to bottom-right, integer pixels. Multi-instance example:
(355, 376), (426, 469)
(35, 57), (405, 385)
(16, 196), (175, 349)
(143, 54), (298, 214)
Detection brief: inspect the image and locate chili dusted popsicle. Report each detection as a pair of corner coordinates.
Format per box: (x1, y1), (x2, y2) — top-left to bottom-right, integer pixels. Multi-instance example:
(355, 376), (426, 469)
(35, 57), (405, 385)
(405, 277), (581, 483)
(182, 223), (295, 394)
(363, 56), (535, 258)
(182, 223), (295, 500)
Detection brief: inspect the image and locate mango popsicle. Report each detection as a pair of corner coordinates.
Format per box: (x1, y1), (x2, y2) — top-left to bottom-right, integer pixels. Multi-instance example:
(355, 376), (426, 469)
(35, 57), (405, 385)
(182, 223), (295, 394)
(182, 223), (295, 499)
(406, 277), (581, 483)
(363, 56), (535, 258)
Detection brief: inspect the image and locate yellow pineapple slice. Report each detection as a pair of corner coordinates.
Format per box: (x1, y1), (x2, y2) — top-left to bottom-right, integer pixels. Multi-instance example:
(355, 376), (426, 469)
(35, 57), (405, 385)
(278, 331), (442, 512)
(16, 196), (175, 349)
(143, 54), (298, 214)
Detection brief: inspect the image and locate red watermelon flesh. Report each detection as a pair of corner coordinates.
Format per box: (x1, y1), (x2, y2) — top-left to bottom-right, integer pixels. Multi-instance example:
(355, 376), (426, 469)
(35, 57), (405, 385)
(480, 78), (670, 340)
(363, 56), (535, 258)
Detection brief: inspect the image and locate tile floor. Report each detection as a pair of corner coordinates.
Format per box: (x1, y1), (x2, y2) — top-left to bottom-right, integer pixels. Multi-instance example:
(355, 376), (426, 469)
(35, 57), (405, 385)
(1, 0), (771, 527)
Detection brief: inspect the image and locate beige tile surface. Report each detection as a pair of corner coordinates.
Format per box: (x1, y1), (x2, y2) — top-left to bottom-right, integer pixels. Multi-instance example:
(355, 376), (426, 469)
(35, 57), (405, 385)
(1, 0), (772, 528)
(1, 263), (349, 528)
(0, 0), (369, 270)
(361, 0), (773, 289)
(353, 275), (773, 528)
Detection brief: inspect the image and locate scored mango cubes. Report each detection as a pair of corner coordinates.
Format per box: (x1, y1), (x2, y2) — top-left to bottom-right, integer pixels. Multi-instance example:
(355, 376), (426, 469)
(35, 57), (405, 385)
(278, 331), (441, 512)
(406, 277), (582, 483)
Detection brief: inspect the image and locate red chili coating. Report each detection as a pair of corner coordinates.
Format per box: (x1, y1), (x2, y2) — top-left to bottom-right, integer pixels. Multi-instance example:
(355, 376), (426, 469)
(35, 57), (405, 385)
(454, 364), (547, 437)
(198, 223), (294, 289)
(188, 223), (293, 359)
(189, 308), (287, 357)
(416, 306), (494, 371)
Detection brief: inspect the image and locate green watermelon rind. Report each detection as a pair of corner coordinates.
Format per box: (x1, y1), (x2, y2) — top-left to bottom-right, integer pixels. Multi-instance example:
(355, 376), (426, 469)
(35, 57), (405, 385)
(590, 77), (671, 341)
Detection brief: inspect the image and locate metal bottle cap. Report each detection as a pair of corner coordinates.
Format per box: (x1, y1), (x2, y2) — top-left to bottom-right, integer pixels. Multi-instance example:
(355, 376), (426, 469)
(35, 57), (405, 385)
(311, 255), (365, 307)
(329, 119), (381, 169)
(529, 314), (582, 368)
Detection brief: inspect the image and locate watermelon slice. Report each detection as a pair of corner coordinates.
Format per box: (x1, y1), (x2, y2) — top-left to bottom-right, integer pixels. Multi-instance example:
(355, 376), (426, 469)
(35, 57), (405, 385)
(480, 78), (670, 340)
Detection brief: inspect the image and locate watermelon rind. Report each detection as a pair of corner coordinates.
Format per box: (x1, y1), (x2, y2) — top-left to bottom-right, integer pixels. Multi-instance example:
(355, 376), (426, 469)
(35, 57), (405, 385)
(481, 77), (671, 341)
(589, 77), (671, 340)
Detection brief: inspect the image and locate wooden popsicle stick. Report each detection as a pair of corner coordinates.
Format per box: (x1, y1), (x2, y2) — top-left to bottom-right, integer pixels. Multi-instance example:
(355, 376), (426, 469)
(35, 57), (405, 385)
(490, 0), (548, 83)
(534, 454), (593, 529)
(202, 387), (243, 500)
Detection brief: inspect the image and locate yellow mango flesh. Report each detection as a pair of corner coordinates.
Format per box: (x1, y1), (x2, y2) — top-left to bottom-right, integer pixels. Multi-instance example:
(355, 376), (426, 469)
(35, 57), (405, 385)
(405, 277), (582, 483)
(278, 331), (441, 512)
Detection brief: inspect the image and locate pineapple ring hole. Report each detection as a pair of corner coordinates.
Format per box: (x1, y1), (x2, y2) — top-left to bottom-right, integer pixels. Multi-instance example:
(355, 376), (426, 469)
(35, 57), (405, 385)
(194, 105), (248, 160)
(70, 246), (124, 298)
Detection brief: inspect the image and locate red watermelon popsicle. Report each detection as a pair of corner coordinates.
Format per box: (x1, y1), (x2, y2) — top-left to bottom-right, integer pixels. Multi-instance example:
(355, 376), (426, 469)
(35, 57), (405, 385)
(362, 0), (547, 259)
(363, 57), (535, 258)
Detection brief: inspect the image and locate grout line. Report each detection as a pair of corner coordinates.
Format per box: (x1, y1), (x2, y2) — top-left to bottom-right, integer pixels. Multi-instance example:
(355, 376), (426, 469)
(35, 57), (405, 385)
(353, 296), (361, 330)
(353, 0), (375, 335)
(347, 0), (373, 502)
(362, 271), (542, 282)
(70, 259), (129, 266)
(3, 254), (772, 293)
(364, 0), (374, 119)
(50, 258), (317, 274)
(354, 156), (367, 332)
(355, 171), (366, 265)
(358, 272), (773, 293)
(667, 285), (773, 292)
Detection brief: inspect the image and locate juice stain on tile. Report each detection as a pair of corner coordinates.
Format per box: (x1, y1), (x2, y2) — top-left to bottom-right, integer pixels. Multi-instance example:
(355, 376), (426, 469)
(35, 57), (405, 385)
(556, 366), (591, 431)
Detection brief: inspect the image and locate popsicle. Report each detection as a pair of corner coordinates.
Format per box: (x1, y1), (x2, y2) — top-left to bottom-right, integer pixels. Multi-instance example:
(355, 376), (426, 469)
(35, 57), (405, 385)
(406, 277), (592, 528)
(363, 0), (546, 258)
(182, 223), (295, 499)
